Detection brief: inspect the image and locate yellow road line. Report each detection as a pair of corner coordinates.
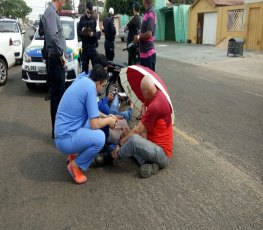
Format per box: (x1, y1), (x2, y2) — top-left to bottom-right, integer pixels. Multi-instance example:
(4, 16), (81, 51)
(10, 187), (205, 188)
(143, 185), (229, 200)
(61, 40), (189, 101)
(173, 126), (199, 145)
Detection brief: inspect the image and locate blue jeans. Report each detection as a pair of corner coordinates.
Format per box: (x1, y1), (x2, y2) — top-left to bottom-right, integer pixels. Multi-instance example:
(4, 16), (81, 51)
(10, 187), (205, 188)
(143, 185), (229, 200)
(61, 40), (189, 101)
(119, 134), (169, 168)
(109, 95), (132, 121)
(55, 121), (105, 171)
(140, 53), (156, 71)
(98, 95), (132, 139)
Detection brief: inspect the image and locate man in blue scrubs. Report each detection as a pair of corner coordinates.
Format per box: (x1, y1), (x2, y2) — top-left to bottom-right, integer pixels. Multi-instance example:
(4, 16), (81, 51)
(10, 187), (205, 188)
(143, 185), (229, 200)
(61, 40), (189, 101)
(54, 64), (117, 184)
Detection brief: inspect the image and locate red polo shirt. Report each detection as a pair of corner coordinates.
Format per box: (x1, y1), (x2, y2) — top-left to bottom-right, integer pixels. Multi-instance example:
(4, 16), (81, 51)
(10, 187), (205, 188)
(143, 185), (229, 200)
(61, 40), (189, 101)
(141, 90), (173, 158)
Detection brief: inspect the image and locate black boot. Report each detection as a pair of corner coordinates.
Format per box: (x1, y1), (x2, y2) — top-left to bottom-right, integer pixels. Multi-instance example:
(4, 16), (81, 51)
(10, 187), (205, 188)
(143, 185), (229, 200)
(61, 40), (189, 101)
(45, 91), (52, 101)
(45, 86), (53, 101)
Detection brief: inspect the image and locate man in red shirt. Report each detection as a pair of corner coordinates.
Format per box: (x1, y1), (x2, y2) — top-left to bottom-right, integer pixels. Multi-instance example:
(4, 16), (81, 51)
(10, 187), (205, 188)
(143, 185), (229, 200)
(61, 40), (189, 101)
(111, 75), (173, 178)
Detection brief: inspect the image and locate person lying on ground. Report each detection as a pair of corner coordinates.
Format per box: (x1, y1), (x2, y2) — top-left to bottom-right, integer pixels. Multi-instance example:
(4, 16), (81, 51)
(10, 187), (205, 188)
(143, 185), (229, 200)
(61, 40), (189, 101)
(96, 92), (133, 166)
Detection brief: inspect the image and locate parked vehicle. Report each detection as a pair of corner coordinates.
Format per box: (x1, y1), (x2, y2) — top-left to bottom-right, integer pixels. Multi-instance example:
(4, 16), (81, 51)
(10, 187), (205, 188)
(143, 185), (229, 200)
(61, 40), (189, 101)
(0, 37), (16, 86)
(105, 42), (140, 96)
(32, 20), (40, 32)
(105, 61), (127, 99)
(22, 16), (82, 89)
(0, 18), (25, 65)
(118, 25), (128, 42)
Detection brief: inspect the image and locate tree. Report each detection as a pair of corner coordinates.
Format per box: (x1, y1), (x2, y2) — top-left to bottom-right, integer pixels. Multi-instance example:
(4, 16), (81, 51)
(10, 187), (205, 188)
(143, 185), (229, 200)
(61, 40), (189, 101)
(0, 0), (31, 19)
(63, 0), (73, 10)
(103, 0), (153, 17)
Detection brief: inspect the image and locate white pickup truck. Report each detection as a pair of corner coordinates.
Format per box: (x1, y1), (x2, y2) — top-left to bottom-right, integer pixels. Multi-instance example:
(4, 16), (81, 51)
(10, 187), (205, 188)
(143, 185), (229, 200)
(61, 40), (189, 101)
(0, 37), (16, 86)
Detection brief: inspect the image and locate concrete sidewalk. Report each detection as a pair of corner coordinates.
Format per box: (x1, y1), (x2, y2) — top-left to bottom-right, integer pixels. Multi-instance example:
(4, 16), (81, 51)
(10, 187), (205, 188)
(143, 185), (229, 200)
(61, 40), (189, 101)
(155, 42), (263, 80)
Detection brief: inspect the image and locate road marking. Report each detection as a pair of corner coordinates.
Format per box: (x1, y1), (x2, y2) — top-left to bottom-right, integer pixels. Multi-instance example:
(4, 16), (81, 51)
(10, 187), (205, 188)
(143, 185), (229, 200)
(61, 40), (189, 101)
(173, 126), (199, 145)
(244, 91), (263, 98)
(197, 76), (215, 83)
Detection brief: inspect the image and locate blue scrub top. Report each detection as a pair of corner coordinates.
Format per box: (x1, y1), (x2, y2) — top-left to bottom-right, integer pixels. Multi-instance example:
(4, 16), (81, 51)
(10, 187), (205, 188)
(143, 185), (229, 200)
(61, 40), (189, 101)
(55, 72), (99, 137)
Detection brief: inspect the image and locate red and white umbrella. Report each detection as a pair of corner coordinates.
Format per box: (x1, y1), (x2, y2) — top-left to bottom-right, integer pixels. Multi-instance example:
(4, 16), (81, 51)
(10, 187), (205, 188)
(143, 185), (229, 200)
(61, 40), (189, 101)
(120, 65), (175, 124)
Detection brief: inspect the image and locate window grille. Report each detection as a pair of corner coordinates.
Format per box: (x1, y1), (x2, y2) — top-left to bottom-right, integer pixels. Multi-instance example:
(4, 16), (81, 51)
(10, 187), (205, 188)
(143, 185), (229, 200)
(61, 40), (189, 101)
(227, 10), (244, 31)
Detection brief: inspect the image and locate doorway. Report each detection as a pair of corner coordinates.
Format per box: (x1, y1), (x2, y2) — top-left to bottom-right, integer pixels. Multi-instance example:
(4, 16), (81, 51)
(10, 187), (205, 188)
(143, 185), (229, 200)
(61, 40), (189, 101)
(165, 10), (175, 41)
(197, 13), (204, 44)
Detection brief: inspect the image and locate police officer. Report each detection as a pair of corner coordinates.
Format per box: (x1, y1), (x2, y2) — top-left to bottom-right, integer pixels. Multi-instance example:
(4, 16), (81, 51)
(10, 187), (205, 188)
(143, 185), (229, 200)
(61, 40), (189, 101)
(126, 2), (141, 65)
(77, 1), (99, 74)
(103, 7), (116, 61)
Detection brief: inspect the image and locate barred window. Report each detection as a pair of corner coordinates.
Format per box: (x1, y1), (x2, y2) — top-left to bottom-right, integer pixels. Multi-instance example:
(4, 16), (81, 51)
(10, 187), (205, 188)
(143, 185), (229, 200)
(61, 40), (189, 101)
(227, 10), (245, 31)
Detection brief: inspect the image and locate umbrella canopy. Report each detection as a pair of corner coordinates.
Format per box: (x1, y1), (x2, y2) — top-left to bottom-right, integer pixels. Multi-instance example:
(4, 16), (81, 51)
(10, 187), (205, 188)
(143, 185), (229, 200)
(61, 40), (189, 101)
(120, 65), (175, 124)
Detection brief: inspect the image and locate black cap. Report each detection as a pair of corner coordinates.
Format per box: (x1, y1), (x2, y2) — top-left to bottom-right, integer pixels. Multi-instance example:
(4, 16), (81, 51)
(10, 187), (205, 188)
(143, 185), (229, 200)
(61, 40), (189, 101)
(86, 1), (93, 11)
(133, 2), (140, 11)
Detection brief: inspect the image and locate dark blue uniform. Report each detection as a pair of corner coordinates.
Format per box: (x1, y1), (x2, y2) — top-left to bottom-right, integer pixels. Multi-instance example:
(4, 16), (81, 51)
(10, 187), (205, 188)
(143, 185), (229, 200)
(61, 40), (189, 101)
(103, 15), (116, 61)
(77, 15), (99, 73)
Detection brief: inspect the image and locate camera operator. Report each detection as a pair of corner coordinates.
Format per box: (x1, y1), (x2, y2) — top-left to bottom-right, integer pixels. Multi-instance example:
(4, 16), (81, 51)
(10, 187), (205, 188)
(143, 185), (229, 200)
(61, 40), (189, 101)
(77, 1), (100, 74)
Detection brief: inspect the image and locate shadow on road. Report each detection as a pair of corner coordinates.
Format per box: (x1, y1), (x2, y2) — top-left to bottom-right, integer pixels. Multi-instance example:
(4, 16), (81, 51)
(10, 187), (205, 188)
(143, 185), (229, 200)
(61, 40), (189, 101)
(0, 121), (52, 144)
(18, 151), (141, 183)
(18, 151), (69, 182)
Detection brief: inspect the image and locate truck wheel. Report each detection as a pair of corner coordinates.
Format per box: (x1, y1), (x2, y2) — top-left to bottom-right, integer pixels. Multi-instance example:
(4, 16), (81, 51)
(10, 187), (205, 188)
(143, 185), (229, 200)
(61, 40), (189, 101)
(26, 82), (36, 89)
(0, 59), (8, 86)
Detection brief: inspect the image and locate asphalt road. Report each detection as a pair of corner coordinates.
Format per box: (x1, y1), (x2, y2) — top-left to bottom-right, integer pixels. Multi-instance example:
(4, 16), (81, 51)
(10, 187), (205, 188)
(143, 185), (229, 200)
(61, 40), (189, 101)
(0, 29), (262, 229)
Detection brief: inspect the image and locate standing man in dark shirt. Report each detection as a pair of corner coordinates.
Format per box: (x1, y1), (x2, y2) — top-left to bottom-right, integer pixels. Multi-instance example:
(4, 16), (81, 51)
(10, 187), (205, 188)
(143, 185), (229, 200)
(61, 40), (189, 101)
(126, 2), (141, 65)
(134, 0), (156, 71)
(102, 7), (116, 61)
(77, 1), (99, 74)
(42, 0), (67, 138)
(38, 13), (52, 101)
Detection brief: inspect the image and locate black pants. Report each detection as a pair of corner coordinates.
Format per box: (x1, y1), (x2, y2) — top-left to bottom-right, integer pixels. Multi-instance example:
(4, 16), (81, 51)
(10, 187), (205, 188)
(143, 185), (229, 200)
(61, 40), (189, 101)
(104, 40), (115, 61)
(81, 46), (97, 74)
(45, 57), (53, 93)
(140, 53), (156, 72)
(47, 56), (65, 137)
(128, 46), (139, 65)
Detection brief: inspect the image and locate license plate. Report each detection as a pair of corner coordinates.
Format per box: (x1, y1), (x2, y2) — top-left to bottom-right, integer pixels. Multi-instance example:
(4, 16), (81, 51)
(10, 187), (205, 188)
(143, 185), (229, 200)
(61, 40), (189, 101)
(25, 65), (37, 71)
(38, 67), (47, 75)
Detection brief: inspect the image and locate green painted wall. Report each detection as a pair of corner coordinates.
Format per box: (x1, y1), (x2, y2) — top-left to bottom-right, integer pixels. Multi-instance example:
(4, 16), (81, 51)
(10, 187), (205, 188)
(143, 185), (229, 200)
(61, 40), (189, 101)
(174, 5), (190, 43)
(117, 1), (166, 41)
(119, 14), (130, 27)
(155, 0), (166, 41)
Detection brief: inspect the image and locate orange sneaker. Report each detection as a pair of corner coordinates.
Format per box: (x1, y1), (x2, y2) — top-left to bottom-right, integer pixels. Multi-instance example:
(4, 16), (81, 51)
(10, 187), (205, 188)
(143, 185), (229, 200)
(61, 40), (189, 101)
(67, 161), (87, 184)
(67, 153), (77, 164)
